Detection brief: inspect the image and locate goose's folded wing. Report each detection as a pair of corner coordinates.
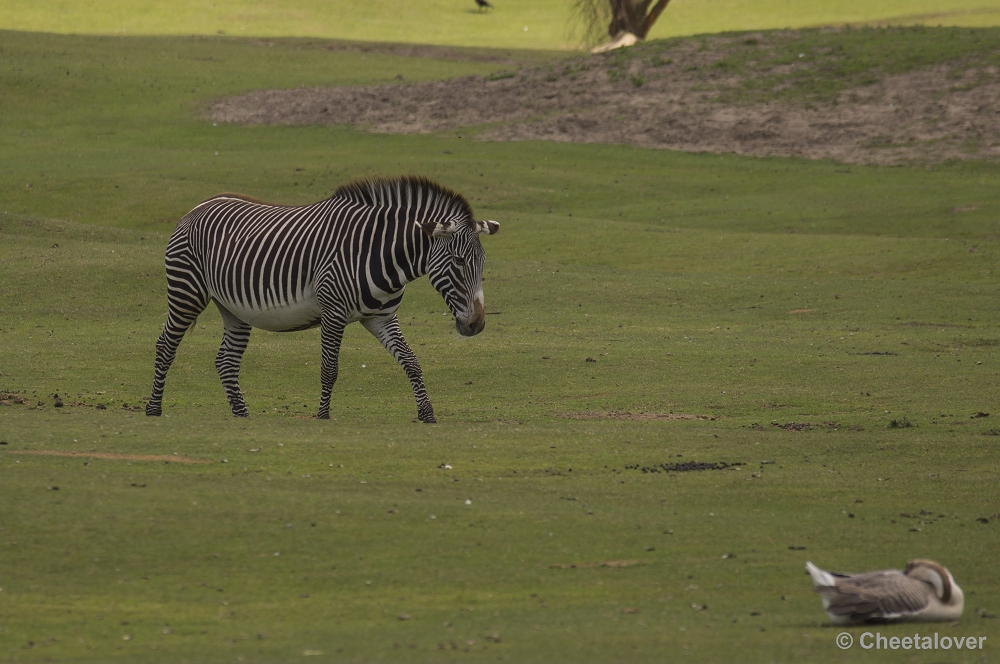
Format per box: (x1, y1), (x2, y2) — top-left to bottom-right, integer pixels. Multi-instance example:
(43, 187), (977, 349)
(821, 571), (930, 620)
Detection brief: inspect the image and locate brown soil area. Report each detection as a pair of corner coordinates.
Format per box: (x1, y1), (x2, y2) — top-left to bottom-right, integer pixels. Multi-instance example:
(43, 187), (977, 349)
(0, 391), (29, 405)
(7, 450), (213, 464)
(210, 33), (1000, 165)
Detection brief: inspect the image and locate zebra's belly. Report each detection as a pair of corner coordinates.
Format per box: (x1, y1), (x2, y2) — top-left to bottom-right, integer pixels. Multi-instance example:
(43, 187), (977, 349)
(220, 293), (322, 332)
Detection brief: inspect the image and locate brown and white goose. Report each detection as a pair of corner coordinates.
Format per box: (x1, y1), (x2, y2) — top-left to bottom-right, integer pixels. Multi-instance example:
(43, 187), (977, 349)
(805, 560), (964, 625)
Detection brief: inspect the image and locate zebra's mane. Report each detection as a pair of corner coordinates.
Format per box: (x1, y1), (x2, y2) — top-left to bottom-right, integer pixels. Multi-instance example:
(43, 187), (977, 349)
(333, 176), (474, 226)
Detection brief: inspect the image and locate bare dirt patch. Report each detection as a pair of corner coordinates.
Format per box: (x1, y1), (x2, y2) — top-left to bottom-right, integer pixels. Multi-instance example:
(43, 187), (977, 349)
(210, 30), (1000, 165)
(6, 450), (213, 464)
(0, 391), (30, 405)
(773, 422), (813, 431)
(622, 461), (743, 473)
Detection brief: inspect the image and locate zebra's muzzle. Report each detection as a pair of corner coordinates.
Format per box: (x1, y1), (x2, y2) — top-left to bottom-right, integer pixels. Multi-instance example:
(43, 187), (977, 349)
(456, 316), (485, 337)
(455, 297), (486, 336)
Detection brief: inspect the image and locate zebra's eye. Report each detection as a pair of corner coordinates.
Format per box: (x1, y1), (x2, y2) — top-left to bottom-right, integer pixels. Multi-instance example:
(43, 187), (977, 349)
(454, 256), (467, 267)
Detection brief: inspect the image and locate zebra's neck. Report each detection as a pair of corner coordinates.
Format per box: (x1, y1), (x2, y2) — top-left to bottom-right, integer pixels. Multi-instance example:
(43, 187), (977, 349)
(347, 203), (435, 306)
(331, 175), (471, 290)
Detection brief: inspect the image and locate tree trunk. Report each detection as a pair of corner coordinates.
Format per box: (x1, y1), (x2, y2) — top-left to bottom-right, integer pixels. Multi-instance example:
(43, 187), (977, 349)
(637, 0), (672, 39)
(607, 0), (651, 39)
(578, 0), (673, 52)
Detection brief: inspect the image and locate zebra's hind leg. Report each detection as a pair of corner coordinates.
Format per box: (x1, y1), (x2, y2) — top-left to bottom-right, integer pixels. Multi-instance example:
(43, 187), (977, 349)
(362, 315), (436, 424)
(215, 303), (253, 417)
(146, 308), (204, 416)
(317, 310), (347, 420)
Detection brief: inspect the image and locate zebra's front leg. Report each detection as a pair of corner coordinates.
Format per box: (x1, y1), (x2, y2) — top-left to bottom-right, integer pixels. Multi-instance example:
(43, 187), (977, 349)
(362, 315), (436, 424)
(215, 305), (253, 417)
(317, 313), (346, 420)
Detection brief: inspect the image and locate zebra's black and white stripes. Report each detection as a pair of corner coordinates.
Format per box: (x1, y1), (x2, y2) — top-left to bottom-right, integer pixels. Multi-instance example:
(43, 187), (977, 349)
(146, 176), (499, 421)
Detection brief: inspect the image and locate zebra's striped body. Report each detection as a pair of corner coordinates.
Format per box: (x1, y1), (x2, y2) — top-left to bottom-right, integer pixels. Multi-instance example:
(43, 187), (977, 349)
(146, 176), (499, 421)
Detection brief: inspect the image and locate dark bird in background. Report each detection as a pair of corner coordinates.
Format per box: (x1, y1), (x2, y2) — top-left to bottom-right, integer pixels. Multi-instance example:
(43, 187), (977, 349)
(474, 0), (493, 11)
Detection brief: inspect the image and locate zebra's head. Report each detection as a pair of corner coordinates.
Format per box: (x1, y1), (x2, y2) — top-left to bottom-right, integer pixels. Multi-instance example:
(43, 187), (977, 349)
(422, 217), (500, 337)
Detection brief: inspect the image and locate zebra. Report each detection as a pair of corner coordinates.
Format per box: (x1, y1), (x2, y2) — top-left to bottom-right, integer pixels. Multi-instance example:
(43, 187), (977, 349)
(145, 175), (499, 422)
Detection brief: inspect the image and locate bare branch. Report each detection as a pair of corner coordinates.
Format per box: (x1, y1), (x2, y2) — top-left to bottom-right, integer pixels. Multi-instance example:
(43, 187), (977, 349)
(570, 0), (613, 46)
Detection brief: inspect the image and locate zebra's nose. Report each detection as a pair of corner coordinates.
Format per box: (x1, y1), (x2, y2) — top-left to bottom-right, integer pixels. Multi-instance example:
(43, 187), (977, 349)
(456, 315), (485, 337)
(457, 298), (485, 336)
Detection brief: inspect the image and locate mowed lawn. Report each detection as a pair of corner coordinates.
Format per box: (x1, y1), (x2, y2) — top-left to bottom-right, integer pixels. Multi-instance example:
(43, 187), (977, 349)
(2, 0), (1000, 49)
(1, 30), (1000, 663)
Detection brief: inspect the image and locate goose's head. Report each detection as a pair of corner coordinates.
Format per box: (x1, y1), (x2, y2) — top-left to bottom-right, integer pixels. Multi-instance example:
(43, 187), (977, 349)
(906, 559), (964, 609)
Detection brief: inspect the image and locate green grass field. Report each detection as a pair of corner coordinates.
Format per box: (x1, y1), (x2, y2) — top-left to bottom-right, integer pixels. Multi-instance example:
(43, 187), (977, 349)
(2, 24), (1000, 664)
(2, 0), (1000, 49)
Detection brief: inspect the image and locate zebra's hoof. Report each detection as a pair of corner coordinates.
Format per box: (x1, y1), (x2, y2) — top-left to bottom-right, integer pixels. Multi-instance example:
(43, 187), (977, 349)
(420, 414), (437, 424)
(145, 404), (162, 417)
(316, 412), (330, 420)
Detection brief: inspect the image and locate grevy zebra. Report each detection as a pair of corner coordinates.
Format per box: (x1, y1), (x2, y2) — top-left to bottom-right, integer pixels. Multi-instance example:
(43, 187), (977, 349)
(145, 176), (499, 422)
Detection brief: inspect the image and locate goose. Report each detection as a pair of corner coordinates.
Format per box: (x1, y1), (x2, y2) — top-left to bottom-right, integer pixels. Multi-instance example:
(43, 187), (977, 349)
(805, 560), (964, 624)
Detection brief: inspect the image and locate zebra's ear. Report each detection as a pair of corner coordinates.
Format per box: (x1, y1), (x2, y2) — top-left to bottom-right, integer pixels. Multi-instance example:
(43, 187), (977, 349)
(475, 220), (500, 235)
(418, 220), (458, 237)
